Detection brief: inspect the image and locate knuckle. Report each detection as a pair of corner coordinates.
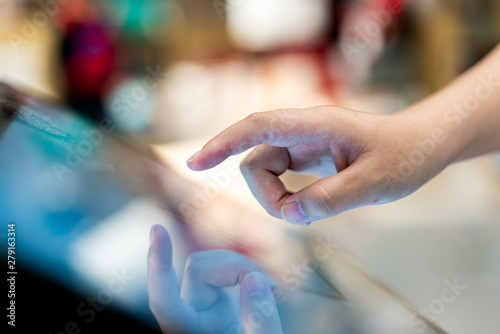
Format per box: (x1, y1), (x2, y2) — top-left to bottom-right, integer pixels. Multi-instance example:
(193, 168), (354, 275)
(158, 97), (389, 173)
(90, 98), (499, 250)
(184, 259), (200, 279)
(184, 252), (206, 276)
(185, 252), (202, 265)
(239, 156), (252, 173)
(247, 112), (272, 142)
(247, 111), (266, 124)
(269, 109), (293, 133)
(240, 149), (259, 172)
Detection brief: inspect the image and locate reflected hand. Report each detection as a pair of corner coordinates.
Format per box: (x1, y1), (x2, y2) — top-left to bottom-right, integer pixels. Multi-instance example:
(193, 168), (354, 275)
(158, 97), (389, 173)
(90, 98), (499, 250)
(147, 224), (283, 334)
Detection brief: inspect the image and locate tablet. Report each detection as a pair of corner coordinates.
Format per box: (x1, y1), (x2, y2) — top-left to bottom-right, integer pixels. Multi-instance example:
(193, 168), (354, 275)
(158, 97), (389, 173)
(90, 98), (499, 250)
(0, 83), (446, 334)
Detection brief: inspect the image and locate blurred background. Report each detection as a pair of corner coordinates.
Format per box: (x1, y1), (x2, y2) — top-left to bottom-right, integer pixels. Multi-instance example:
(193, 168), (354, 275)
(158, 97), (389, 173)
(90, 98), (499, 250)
(1, 0), (500, 333)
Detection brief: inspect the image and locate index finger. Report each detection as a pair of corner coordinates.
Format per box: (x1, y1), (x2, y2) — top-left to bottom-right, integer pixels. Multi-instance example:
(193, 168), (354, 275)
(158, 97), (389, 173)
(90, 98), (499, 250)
(148, 225), (199, 333)
(186, 109), (313, 171)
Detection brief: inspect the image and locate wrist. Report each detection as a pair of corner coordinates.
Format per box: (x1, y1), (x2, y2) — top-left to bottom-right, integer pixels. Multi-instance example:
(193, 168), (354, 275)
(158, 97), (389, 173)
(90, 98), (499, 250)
(395, 103), (461, 179)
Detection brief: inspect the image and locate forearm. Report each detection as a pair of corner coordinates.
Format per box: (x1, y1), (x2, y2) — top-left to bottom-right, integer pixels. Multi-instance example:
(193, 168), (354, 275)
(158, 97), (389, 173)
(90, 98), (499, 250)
(400, 44), (500, 165)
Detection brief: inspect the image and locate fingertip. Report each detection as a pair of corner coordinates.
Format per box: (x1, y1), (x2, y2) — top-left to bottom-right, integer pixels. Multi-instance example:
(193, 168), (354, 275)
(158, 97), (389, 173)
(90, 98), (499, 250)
(151, 224), (168, 241)
(186, 162), (202, 171)
(240, 271), (283, 333)
(242, 272), (271, 297)
(186, 149), (203, 164)
(185, 150), (218, 171)
(186, 162), (208, 171)
(186, 149), (215, 171)
(148, 224), (173, 266)
(149, 225), (155, 246)
(280, 199), (311, 226)
(186, 159), (204, 171)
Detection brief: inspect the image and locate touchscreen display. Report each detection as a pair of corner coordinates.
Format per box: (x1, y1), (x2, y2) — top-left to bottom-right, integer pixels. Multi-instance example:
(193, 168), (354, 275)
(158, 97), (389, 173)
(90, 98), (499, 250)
(0, 83), (446, 334)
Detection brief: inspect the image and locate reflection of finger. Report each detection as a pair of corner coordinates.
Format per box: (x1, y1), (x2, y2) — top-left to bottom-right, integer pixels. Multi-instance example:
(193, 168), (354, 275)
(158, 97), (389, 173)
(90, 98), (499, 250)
(240, 272), (283, 334)
(181, 251), (276, 311)
(187, 109), (320, 171)
(240, 145), (292, 218)
(147, 225), (199, 333)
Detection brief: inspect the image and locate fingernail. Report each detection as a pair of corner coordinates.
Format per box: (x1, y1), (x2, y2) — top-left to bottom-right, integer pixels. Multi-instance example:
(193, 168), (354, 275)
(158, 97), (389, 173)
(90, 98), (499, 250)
(186, 149), (202, 164)
(243, 272), (269, 296)
(281, 199), (309, 225)
(150, 225), (155, 246)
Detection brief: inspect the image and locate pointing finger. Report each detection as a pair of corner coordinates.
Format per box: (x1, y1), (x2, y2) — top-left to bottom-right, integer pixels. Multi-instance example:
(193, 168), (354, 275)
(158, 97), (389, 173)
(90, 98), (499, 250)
(186, 109), (324, 171)
(147, 224), (199, 333)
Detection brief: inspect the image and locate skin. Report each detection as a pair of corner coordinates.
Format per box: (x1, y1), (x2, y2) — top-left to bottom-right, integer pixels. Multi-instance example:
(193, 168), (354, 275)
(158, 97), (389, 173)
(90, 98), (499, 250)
(148, 224), (283, 334)
(187, 44), (500, 225)
(148, 43), (500, 333)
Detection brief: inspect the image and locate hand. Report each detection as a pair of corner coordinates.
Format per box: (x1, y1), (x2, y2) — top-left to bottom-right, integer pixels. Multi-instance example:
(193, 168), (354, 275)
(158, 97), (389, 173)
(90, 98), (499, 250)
(186, 107), (453, 225)
(148, 224), (283, 334)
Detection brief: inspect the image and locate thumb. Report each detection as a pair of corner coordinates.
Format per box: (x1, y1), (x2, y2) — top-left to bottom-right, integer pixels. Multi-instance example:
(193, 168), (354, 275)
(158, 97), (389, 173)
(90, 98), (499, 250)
(240, 272), (283, 334)
(281, 163), (374, 225)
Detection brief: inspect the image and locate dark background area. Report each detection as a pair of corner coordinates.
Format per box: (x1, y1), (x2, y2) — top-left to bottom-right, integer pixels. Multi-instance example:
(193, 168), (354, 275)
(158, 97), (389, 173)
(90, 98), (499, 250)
(3, 262), (161, 333)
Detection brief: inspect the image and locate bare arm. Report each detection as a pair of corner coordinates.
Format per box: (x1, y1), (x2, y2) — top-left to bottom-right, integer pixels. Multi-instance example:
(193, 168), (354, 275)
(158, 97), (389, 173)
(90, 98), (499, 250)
(400, 44), (500, 163)
(186, 44), (500, 225)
